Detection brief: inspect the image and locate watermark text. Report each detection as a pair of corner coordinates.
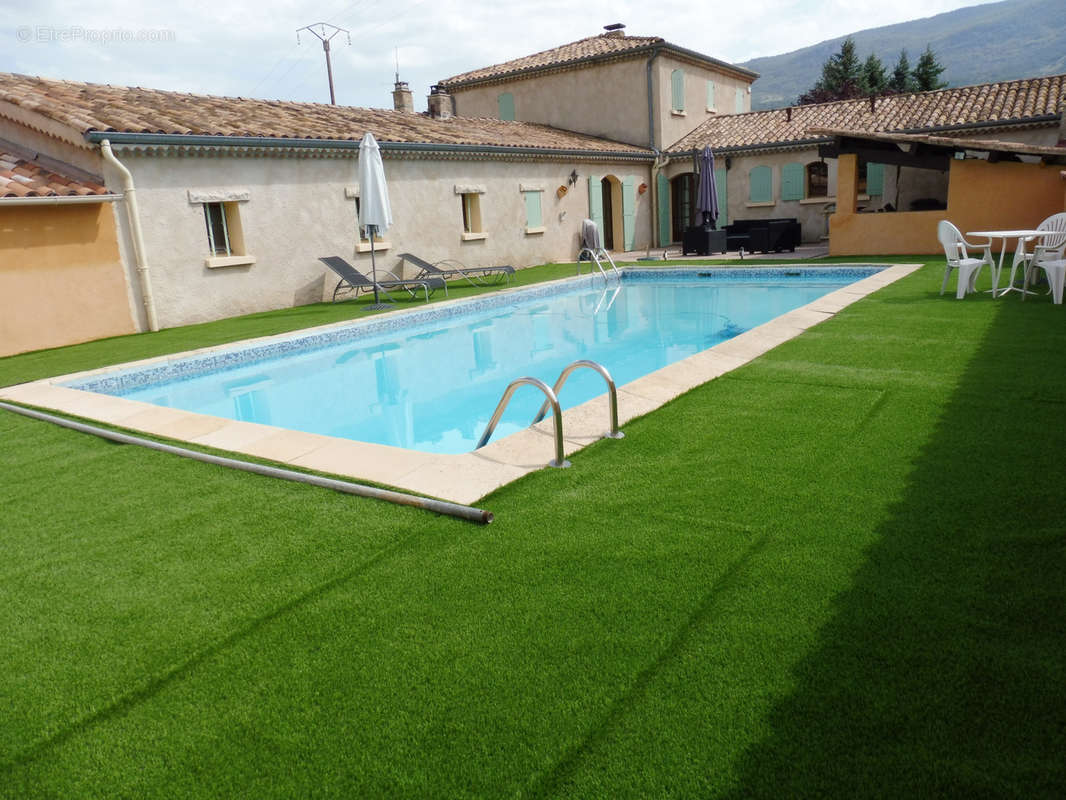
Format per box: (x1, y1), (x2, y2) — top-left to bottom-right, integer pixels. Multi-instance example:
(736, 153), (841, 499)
(16, 26), (176, 45)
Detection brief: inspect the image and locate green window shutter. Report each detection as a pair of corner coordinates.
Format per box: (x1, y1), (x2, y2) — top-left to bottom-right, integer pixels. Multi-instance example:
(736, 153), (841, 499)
(706, 81), (716, 110)
(749, 166), (772, 203)
(657, 172), (671, 246)
(622, 177), (636, 251)
(781, 163), (804, 202)
(866, 162), (885, 196)
(523, 191), (542, 228)
(587, 175), (604, 239)
(671, 70), (684, 112)
(497, 93), (515, 121)
(735, 88), (745, 114)
(715, 167), (728, 226)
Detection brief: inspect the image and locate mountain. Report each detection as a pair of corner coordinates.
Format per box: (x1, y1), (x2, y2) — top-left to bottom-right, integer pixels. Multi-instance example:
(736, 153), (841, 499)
(739, 0), (1066, 110)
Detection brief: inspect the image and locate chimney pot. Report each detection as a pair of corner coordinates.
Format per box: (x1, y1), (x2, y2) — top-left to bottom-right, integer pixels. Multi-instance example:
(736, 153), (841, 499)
(427, 85), (452, 119)
(392, 80), (414, 113)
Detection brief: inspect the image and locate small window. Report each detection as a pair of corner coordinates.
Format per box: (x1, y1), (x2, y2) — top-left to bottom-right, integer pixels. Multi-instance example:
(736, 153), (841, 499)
(203, 201), (246, 257)
(706, 81), (716, 112)
(204, 202), (232, 256)
(806, 162), (828, 198)
(523, 190), (543, 234)
(354, 197), (368, 242)
(735, 87), (745, 114)
(461, 192), (484, 239)
(498, 92), (515, 121)
(671, 69), (685, 113)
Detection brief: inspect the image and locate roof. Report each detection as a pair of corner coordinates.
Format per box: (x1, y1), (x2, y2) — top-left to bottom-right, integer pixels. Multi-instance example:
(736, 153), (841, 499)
(667, 74), (1066, 154)
(438, 31), (757, 89)
(811, 127), (1066, 163)
(0, 72), (652, 157)
(0, 146), (108, 198)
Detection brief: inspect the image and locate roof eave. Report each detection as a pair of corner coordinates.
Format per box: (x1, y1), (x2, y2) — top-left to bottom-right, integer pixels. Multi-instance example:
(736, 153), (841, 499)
(83, 131), (655, 160)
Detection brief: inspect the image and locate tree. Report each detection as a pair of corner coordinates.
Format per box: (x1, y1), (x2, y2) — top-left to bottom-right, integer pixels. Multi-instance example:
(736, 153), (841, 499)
(798, 37), (866, 104)
(862, 54), (889, 95)
(912, 45), (948, 91)
(889, 49), (915, 93)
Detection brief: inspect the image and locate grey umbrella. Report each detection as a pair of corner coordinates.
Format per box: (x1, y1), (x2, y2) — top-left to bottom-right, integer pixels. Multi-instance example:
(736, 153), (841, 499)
(357, 132), (393, 310)
(696, 146), (719, 230)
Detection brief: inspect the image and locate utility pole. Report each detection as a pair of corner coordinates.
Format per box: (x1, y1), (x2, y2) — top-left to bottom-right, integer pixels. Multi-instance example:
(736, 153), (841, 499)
(296, 22), (350, 105)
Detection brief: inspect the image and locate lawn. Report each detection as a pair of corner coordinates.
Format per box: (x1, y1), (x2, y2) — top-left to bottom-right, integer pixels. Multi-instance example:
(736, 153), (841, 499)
(1, 258), (1064, 798)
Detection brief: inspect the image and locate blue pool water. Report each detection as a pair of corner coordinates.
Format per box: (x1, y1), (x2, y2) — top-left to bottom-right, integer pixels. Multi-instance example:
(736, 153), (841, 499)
(70, 268), (881, 454)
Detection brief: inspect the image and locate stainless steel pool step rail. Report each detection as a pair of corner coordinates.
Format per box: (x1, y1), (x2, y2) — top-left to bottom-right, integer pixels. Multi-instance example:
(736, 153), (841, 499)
(532, 360), (624, 441)
(475, 360), (623, 469)
(577, 247), (621, 282)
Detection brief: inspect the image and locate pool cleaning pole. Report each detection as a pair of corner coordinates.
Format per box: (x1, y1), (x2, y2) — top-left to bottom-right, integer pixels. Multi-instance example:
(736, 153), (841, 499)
(0, 401), (494, 524)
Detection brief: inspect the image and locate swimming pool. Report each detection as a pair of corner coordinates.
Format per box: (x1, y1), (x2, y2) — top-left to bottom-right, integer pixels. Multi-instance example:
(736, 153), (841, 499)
(68, 267), (883, 455)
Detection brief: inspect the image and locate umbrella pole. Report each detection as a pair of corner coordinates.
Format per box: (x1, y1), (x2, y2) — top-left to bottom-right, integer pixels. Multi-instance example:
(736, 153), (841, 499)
(365, 224), (391, 311)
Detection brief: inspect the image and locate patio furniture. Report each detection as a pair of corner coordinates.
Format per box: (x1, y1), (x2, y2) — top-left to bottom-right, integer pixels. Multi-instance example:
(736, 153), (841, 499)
(682, 226), (727, 255)
(938, 221), (993, 299)
(318, 256), (446, 304)
(724, 218), (801, 253)
(1019, 213), (1066, 302)
(398, 252), (514, 287)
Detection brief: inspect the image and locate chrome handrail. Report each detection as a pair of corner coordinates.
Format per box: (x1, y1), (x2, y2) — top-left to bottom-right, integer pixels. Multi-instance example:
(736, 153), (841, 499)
(475, 376), (570, 468)
(533, 360), (624, 440)
(577, 247), (621, 282)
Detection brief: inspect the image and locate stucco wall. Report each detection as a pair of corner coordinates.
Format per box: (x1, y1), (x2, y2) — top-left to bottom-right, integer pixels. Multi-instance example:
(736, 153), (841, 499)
(106, 150), (652, 330)
(0, 202), (134, 356)
(449, 60), (652, 147)
(655, 55), (751, 152)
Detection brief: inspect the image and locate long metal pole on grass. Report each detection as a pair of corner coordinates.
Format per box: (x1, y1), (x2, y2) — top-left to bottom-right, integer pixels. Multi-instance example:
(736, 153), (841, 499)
(0, 401), (493, 524)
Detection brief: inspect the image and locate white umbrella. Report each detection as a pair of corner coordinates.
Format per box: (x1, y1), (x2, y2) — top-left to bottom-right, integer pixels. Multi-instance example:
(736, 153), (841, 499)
(357, 132), (393, 309)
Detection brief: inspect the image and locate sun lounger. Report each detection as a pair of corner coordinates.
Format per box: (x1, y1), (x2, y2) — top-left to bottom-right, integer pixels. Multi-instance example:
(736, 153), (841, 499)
(319, 256), (446, 304)
(398, 252), (514, 287)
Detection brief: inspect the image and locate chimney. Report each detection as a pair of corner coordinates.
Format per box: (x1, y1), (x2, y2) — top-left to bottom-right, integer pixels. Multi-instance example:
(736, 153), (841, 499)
(1058, 100), (1066, 147)
(427, 85), (452, 119)
(392, 80), (414, 113)
(603, 23), (625, 38)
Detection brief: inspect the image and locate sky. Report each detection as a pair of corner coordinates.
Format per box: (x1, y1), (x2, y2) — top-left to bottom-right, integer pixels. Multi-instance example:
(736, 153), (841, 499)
(1, 0), (997, 110)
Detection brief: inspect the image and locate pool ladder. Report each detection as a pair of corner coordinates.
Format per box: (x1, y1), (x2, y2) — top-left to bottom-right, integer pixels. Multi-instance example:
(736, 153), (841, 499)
(475, 360), (624, 468)
(577, 247), (621, 283)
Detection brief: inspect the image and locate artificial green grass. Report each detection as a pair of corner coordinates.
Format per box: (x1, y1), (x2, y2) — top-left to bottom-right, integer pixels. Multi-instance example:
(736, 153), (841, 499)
(1, 259), (1063, 798)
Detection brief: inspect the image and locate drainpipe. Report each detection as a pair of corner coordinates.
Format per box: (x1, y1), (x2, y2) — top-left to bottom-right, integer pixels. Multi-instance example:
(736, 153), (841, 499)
(99, 139), (159, 332)
(645, 46), (662, 152)
(646, 46), (664, 247)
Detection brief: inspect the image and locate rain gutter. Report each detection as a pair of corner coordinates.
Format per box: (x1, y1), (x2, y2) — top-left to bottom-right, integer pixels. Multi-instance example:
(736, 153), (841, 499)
(99, 138), (158, 332)
(84, 131), (655, 161)
(0, 193), (122, 206)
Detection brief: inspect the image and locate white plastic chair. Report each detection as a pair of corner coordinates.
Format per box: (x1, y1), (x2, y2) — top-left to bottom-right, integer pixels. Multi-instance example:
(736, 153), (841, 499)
(1022, 212), (1066, 305)
(937, 221), (993, 299)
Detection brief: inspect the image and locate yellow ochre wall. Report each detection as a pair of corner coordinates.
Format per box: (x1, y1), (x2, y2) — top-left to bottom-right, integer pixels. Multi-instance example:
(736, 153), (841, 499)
(830, 155), (1066, 256)
(0, 203), (134, 357)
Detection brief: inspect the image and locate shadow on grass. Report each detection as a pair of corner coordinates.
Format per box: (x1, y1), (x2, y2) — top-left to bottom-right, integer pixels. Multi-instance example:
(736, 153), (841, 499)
(723, 292), (1066, 795)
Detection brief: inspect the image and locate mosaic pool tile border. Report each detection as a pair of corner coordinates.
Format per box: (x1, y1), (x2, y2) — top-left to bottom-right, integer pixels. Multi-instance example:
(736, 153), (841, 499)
(67, 266), (885, 397)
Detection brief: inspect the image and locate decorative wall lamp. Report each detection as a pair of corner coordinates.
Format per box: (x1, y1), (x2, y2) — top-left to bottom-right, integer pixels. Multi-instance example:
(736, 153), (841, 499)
(567, 169), (579, 186)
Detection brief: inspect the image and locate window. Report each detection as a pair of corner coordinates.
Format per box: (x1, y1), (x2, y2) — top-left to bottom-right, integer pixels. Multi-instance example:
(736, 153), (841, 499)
(806, 162), (828, 198)
(735, 87), (745, 114)
(202, 201), (253, 267)
(671, 69), (685, 113)
(522, 189), (543, 234)
(748, 166), (773, 204)
(460, 192), (484, 240)
(346, 188), (391, 252)
(204, 202), (232, 256)
(706, 81), (716, 112)
(498, 92), (515, 121)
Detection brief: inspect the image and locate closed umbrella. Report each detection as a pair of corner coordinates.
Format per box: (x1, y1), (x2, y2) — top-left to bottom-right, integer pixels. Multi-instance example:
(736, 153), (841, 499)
(696, 146), (719, 230)
(357, 132), (393, 310)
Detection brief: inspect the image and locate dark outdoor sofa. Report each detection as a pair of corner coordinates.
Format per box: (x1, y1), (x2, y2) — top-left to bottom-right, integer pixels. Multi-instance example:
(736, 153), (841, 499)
(725, 218), (802, 253)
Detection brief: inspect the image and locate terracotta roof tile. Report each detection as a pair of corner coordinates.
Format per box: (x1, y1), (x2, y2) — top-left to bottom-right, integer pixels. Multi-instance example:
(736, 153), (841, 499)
(0, 72), (651, 156)
(0, 148), (109, 197)
(668, 74), (1066, 153)
(438, 32), (665, 87)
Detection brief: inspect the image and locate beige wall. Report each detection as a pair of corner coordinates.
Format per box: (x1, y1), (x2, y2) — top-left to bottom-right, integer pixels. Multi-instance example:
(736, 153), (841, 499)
(0, 203), (135, 357)
(655, 55), (752, 152)
(105, 150), (653, 330)
(450, 59), (652, 147)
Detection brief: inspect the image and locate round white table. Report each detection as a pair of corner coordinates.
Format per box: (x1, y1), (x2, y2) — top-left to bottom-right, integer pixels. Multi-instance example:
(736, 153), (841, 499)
(967, 229), (1050, 297)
